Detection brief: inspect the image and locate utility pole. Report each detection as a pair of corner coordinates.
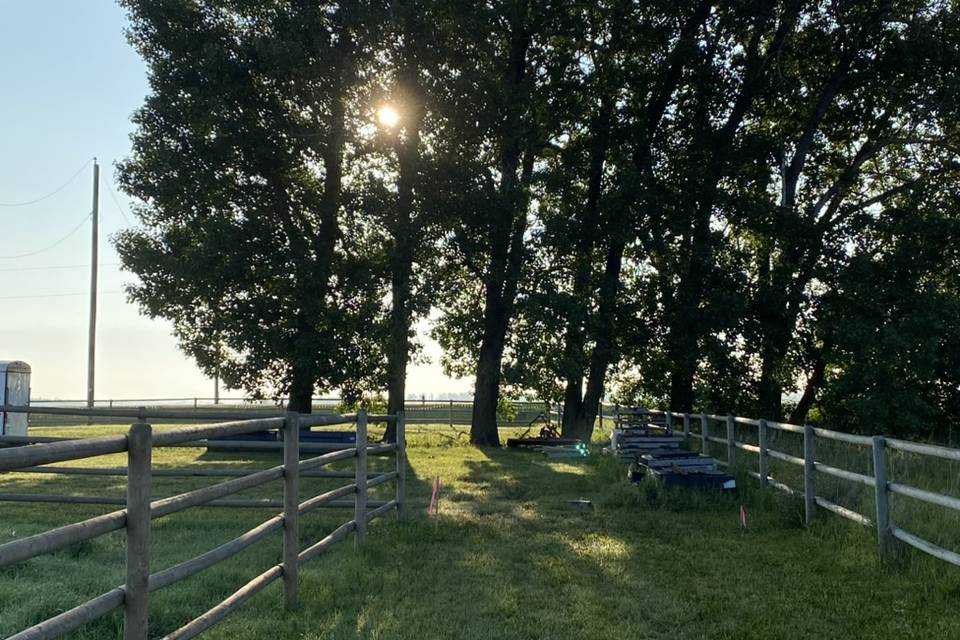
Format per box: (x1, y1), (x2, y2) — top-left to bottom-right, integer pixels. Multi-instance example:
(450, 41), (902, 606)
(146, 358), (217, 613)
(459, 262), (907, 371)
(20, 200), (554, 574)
(87, 159), (99, 411)
(214, 340), (221, 405)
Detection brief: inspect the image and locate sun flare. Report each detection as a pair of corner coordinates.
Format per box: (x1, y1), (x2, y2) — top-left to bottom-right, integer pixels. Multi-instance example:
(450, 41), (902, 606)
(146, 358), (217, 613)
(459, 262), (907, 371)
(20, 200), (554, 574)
(377, 105), (400, 127)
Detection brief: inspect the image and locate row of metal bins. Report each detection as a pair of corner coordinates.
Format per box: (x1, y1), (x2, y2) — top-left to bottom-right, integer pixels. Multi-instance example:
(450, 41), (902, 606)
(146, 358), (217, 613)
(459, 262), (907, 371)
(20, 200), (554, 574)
(607, 409), (736, 491)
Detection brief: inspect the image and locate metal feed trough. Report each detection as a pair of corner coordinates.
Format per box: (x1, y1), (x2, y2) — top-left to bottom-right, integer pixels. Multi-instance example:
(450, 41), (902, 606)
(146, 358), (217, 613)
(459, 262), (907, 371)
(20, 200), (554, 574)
(207, 427), (358, 453)
(608, 406), (735, 491)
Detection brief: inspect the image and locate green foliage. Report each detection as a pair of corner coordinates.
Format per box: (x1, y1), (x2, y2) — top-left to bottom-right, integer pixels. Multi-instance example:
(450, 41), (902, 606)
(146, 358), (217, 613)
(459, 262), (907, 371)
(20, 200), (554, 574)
(604, 0), (960, 434)
(116, 0), (390, 406)
(336, 393), (388, 415)
(495, 396), (519, 423)
(113, 0), (960, 439)
(815, 193), (960, 437)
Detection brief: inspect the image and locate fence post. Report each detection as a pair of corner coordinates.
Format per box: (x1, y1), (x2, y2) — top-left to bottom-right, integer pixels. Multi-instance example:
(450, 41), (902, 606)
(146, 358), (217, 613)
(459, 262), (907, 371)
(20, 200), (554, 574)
(282, 411), (300, 610)
(682, 413), (690, 440)
(396, 411), (407, 518)
(872, 435), (892, 559)
(803, 424), (816, 525)
(666, 411), (673, 434)
(355, 409), (368, 545)
(701, 414), (709, 457)
(124, 418), (152, 640)
(726, 415), (736, 467)
(449, 399), (453, 428)
(758, 419), (768, 487)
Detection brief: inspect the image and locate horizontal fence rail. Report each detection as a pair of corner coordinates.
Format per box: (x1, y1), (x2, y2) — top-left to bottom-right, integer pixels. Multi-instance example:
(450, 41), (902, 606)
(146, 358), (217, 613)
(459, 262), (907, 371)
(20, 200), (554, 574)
(0, 406), (407, 640)
(6, 397), (614, 430)
(643, 409), (960, 569)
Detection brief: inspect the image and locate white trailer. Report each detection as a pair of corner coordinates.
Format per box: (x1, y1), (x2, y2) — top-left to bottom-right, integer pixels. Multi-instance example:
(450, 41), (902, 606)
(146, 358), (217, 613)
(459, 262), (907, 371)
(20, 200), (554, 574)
(0, 360), (31, 436)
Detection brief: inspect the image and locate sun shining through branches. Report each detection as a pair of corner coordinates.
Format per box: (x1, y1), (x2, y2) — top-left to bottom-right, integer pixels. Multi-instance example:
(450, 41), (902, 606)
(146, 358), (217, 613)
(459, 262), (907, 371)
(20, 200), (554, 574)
(377, 105), (399, 128)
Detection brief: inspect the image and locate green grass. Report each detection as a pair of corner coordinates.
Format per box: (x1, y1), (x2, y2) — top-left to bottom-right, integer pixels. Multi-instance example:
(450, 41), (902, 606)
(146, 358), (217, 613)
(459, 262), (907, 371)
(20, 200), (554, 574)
(2, 424), (959, 639)
(715, 419), (960, 566)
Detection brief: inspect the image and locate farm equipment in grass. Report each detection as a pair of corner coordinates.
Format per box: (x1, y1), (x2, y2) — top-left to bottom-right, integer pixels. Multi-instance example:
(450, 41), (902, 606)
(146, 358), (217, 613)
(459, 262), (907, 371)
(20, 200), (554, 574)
(506, 410), (589, 458)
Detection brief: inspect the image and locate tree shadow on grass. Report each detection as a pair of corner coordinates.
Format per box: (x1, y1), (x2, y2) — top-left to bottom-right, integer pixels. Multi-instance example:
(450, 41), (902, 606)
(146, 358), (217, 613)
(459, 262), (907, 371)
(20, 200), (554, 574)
(227, 439), (960, 640)
(289, 444), (772, 639)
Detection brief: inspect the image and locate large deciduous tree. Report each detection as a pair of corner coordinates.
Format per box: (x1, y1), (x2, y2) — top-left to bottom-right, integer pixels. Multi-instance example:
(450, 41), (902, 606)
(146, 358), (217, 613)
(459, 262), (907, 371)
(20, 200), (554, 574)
(502, 0), (716, 442)
(745, 0), (960, 420)
(116, 0), (386, 411)
(613, 0), (960, 436)
(376, 0), (434, 441)
(115, 0), (960, 444)
(429, 0), (557, 445)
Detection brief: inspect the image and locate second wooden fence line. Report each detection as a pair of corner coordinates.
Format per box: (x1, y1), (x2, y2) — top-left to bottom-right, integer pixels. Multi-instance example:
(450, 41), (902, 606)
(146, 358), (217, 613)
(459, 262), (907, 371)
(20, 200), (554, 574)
(0, 406), (407, 640)
(649, 409), (960, 568)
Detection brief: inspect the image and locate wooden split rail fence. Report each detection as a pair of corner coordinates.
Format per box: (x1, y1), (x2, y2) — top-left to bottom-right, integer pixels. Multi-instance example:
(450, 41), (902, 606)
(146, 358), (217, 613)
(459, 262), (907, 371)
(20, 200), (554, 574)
(24, 398), (614, 430)
(649, 409), (960, 567)
(0, 405), (407, 640)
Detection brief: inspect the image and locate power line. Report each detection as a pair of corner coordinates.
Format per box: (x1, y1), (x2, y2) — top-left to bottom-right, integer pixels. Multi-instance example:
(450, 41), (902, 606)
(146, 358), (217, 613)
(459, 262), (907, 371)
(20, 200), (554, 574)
(104, 173), (135, 227)
(0, 262), (120, 273)
(0, 212), (92, 259)
(0, 159), (93, 207)
(0, 290), (124, 301)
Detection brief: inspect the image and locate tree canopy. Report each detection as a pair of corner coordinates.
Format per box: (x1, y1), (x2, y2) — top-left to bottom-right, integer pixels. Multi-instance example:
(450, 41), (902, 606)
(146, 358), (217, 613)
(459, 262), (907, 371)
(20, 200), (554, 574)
(117, 0), (960, 442)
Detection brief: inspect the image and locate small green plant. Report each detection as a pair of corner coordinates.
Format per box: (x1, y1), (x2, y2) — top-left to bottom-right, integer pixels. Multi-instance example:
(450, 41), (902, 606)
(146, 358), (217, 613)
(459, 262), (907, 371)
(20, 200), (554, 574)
(496, 396), (519, 423)
(336, 393), (388, 415)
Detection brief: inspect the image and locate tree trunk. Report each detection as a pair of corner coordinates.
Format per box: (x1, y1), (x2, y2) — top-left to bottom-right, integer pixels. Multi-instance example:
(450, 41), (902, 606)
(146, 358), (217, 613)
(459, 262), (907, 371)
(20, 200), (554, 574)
(667, 214), (710, 412)
(666, 240), (701, 414)
(668, 361), (697, 413)
(558, 3), (717, 437)
(756, 283), (793, 421)
(570, 238), (626, 441)
(287, 362), (314, 413)
(559, 100), (612, 437)
(472, 329), (507, 445)
(384, 13), (423, 442)
(757, 345), (784, 421)
(756, 261), (813, 421)
(663, 4), (794, 413)
(561, 376), (583, 437)
(283, 36), (352, 415)
(558, 2), (716, 432)
(789, 350), (825, 425)
(385, 224), (414, 440)
(470, 183), (528, 445)
(469, 20), (531, 446)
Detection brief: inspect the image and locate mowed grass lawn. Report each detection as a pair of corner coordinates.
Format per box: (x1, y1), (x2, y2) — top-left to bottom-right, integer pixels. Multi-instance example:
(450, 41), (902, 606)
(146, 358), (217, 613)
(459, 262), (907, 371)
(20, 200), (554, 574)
(2, 424), (959, 639)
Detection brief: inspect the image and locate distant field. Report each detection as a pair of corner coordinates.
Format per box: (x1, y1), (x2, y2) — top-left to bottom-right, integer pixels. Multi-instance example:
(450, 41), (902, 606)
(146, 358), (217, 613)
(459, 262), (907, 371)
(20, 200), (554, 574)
(2, 424), (959, 639)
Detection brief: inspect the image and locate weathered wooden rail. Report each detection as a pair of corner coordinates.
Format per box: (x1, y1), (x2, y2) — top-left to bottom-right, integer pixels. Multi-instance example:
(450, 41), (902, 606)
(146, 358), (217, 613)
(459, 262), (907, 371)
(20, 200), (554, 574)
(651, 409), (960, 567)
(0, 406), (407, 640)
(20, 397), (609, 430)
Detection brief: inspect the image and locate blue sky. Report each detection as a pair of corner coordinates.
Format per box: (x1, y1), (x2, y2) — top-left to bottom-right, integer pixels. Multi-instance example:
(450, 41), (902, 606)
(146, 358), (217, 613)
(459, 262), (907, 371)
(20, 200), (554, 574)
(0, 1), (463, 401)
